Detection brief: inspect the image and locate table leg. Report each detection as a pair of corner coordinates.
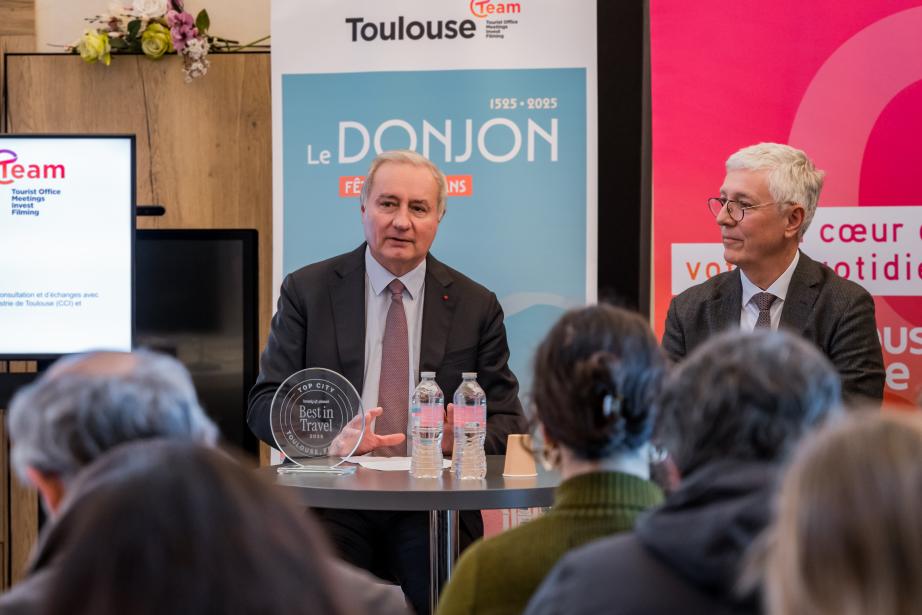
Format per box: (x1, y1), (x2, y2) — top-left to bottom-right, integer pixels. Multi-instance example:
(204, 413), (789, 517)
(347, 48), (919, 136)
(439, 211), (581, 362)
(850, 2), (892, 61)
(429, 509), (460, 613)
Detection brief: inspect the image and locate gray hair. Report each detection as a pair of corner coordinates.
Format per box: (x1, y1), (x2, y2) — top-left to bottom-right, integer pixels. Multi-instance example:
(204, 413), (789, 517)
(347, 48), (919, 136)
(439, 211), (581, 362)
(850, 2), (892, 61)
(359, 149), (448, 218)
(655, 329), (843, 477)
(726, 142), (825, 238)
(7, 350), (218, 483)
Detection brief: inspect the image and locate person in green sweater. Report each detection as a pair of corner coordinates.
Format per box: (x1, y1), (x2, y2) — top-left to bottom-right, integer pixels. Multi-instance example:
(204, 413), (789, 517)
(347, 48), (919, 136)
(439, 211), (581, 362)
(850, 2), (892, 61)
(436, 304), (667, 615)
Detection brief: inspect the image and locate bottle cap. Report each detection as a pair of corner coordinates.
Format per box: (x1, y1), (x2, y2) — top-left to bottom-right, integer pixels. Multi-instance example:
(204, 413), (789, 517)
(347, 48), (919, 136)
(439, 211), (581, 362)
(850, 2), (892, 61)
(461, 372), (477, 379)
(420, 371), (436, 379)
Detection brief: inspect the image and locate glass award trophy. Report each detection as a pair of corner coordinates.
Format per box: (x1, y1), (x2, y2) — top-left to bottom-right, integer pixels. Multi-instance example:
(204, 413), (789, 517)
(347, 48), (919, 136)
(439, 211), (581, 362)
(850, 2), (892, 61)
(271, 367), (364, 475)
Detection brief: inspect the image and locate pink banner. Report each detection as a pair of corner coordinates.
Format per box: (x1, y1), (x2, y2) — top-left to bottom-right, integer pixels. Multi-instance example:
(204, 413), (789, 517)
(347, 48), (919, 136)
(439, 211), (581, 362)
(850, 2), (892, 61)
(651, 1), (922, 404)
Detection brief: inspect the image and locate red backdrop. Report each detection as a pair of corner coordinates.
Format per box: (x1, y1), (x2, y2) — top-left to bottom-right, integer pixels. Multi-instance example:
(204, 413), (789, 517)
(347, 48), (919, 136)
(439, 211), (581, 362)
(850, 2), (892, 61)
(651, 1), (922, 404)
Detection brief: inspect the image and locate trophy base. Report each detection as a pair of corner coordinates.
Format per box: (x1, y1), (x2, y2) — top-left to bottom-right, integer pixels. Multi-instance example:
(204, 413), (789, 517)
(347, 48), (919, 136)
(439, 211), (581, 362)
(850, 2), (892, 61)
(276, 464), (357, 476)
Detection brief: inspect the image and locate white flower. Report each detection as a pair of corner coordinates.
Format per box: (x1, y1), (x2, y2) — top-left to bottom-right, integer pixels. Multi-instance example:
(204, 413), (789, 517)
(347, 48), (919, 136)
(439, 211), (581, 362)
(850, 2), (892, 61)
(183, 57), (210, 82)
(183, 37), (209, 60)
(130, 0), (168, 19)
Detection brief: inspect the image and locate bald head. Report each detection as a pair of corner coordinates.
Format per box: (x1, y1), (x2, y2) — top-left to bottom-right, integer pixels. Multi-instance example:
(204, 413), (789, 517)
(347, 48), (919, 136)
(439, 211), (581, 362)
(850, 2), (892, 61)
(7, 349), (218, 486)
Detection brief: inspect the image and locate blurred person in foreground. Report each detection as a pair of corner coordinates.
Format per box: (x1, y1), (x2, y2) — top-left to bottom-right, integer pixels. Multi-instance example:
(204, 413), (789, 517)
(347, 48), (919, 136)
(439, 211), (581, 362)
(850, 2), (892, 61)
(756, 410), (922, 615)
(525, 329), (843, 615)
(0, 350), (407, 615)
(36, 439), (353, 615)
(437, 305), (667, 615)
(663, 142), (884, 403)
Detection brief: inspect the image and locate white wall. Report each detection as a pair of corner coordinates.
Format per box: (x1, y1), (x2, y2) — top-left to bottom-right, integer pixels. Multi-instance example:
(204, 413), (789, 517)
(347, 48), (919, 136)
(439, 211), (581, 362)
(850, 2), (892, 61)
(36, 0), (269, 50)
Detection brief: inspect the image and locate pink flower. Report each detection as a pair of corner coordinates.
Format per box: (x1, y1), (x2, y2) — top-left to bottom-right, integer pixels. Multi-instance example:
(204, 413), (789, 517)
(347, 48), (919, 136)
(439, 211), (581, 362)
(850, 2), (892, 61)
(166, 9), (197, 52)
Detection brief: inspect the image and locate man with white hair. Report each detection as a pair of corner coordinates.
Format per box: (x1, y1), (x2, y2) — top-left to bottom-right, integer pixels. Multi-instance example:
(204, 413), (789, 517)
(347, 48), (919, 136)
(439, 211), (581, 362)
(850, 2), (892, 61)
(662, 142), (884, 402)
(248, 150), (525, 614)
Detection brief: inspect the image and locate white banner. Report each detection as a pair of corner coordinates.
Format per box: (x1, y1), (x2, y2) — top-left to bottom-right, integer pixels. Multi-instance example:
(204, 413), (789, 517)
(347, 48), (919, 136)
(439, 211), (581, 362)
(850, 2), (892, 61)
(671, 206), (922, 296)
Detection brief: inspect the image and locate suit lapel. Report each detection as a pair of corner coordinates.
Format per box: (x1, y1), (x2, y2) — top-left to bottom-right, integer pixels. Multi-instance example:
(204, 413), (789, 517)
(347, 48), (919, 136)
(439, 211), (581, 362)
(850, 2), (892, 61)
(330, 245), (367, 393)
(420, 254), (457, 372)
(780, 251), (821, 334)
(705, 269), (743, 334)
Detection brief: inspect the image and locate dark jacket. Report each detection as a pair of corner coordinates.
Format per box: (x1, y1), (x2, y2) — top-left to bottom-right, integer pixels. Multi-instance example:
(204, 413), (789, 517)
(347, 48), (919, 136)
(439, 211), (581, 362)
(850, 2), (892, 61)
(247, 243), (526, 451)
(662, 251), (885, 403)
(524, 460), (777, 615)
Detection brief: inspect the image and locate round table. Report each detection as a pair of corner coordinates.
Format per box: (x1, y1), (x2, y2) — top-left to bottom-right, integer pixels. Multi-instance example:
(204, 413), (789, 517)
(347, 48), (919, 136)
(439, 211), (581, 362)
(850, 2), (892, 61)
(264, 455), (561, 612)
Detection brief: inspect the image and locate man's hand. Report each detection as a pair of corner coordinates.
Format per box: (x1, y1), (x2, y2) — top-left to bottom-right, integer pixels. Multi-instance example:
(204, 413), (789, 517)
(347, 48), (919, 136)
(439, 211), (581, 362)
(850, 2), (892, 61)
(442, 403), (455, 455)
(330, 407), (406, 457)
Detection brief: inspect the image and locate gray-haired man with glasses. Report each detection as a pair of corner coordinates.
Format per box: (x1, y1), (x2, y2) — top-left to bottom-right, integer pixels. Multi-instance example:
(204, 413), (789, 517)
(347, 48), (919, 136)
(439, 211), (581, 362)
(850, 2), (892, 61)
(662, 142), (884, 402)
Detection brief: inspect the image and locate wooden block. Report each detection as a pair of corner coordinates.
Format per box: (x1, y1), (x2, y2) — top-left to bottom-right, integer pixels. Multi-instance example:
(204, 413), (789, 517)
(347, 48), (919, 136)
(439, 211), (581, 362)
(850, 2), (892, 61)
(8, 361), (35, 374)
(0, 408), (8, 590)
(0, 0), (35, 36)
(9, 471), (38, 584)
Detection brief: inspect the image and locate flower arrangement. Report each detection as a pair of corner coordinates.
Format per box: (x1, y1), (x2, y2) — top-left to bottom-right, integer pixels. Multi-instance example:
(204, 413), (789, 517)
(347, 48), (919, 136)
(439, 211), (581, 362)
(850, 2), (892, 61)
(70, 0), (269, 82)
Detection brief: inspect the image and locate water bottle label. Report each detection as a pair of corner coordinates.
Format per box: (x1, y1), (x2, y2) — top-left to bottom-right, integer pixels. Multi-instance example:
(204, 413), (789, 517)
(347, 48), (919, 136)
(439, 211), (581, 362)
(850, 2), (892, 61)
(453, 405), (486, 426)
(419, 404), (444, 427)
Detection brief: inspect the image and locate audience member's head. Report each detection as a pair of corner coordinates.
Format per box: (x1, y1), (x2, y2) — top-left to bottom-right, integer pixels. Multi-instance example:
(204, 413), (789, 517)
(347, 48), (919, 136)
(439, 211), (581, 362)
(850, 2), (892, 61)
(37, 439), (352, 615)
(531, 304), (666, 474)
(760, 410), (922, 615)
(655, 329), (842, 478)
(7, 350), (217, 513)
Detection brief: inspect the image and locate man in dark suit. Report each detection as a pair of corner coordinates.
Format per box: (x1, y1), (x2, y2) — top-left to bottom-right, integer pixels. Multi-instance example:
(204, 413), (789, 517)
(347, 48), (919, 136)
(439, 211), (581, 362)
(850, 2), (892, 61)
(247, 150), (526, 614)
(663, 142), (884, 402)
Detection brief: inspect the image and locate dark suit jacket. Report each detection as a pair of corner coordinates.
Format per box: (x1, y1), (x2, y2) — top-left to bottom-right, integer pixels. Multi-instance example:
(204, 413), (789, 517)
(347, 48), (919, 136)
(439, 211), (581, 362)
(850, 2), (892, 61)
(662, 251), (885, 402)
(248, 244), (526, 453)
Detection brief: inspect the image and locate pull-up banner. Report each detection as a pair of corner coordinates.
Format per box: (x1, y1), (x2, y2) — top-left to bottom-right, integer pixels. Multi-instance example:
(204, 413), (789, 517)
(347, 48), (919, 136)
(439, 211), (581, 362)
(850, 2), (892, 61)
(272, 0), (597, 396)
(651, 1), (922, 404)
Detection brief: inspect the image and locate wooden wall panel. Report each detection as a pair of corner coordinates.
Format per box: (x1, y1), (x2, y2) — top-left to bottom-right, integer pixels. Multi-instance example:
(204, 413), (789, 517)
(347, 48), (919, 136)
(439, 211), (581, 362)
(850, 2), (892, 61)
(2, 51), (273, 579)
(0, 0), (35, 591)
(0, 0), (34, 35)
(8, 472), (36, 585)
(4, 53), (273, 353)
(0, 409), (8, 591)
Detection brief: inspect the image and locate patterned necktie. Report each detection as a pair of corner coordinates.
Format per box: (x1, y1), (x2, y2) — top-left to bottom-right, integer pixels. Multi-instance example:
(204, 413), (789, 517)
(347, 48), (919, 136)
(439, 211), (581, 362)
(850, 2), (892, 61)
(753, 292), (777, 330)
(375, 279), (409, 455)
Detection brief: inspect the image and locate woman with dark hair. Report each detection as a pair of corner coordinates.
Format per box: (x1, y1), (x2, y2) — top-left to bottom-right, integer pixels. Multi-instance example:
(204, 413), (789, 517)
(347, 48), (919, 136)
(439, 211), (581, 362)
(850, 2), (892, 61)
(759, 410), (922, 615)
(35, 439), (354, 615)
(436, 304), (667, 615)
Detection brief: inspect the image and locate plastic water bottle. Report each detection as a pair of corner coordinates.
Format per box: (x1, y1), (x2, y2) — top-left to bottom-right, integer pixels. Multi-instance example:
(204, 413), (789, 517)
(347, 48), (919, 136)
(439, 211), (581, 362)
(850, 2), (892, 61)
(409, 372), (445, 478)
(452, 372), (487, 479)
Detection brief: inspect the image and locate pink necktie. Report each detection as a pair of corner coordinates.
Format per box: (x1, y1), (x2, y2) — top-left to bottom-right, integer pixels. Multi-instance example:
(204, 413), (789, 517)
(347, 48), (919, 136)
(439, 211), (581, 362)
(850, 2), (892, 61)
(753, 292), (777, 330)
(376, 279), (409, 455)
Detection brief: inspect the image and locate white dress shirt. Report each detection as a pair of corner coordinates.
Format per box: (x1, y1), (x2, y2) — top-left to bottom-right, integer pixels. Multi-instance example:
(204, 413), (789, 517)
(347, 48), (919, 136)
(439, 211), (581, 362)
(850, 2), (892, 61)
(740, 250), (800, 332)
(361, 247), (426, 416)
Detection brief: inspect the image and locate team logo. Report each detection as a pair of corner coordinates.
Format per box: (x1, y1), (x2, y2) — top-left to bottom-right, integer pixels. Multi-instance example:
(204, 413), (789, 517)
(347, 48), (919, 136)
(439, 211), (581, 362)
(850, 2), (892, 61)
(470, 0), (521, 18)
(0, 149), (66, 186)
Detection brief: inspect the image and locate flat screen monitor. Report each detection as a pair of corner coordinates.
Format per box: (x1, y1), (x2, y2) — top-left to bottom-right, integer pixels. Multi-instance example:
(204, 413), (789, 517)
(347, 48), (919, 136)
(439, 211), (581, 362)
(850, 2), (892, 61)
(0, 134), (135, 359)
(135, 229), (259, 455)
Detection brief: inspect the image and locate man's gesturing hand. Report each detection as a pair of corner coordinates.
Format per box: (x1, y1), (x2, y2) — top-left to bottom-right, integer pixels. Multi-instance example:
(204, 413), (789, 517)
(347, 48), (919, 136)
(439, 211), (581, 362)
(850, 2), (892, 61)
(330, 407), (406, 457)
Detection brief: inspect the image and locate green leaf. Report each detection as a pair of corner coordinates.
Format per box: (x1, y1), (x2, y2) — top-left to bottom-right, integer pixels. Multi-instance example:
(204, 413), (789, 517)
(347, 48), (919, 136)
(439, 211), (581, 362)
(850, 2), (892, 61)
(195, 9), (210, 33)
(127, 19), (141, 39)
(109, 37), (129, 50)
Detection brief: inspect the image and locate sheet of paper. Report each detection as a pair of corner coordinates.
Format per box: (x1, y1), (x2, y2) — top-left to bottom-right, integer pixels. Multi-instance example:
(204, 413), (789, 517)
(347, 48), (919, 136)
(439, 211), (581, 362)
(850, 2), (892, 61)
(343, 456), (452, 472)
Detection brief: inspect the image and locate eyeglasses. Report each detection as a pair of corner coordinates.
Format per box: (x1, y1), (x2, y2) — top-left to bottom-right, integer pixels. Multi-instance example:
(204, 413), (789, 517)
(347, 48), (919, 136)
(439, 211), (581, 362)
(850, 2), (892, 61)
(707, 197), (782, 222)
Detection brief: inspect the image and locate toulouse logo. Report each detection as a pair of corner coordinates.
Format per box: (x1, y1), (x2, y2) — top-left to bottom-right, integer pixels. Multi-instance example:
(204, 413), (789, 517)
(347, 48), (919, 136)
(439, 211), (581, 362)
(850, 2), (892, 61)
(346, 16), (476, 42)
(0, 149), (66, 186)
(470, 0), (521, 18)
